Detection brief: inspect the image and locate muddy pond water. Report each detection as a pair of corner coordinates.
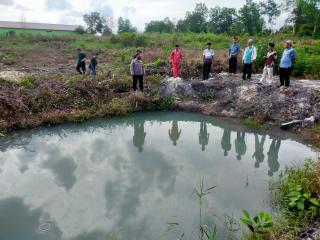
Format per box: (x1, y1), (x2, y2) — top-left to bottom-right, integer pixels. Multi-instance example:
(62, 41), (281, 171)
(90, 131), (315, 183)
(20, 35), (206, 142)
(0, 112), (318, 240)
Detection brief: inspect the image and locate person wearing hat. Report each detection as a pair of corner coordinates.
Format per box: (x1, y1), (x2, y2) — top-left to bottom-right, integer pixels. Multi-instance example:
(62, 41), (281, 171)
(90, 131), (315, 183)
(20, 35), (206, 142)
(170, 45), (183, 78)
(279, 40), (296, 88)
(202, 42), (215, 80)
(260, 43), (277, 83)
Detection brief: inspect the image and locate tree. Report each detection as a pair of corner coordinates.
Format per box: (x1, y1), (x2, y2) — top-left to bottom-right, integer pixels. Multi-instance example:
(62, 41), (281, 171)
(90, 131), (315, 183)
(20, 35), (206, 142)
(208, 6), (237, 33)
(184, 3), (209, 33)
(83, 12), (107, 34)
(75, 26), (86, 34)
(239, 0), (265, 34)
(176, 19), (188, 32)
(259, 0), (281, 27)
(284, 0), (320, 36)
(102, 25), (112, 35)
(145, 17), (175, 33)
(117, 17), (137, 34)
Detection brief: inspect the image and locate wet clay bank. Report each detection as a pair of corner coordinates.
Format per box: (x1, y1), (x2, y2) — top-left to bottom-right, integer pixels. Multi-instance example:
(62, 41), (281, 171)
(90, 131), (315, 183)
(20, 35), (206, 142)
(160, 74), (320, 127)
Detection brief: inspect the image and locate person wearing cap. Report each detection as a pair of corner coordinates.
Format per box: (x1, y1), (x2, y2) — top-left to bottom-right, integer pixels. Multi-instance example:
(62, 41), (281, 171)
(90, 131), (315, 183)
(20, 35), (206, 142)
(170, 45), (183, 78)
(202, 42), (215, 80)
(260, 43), (277, 83)
(242, 39), (257, 80)
(279, 40), (296, 88)
(228, 36), (240, 74)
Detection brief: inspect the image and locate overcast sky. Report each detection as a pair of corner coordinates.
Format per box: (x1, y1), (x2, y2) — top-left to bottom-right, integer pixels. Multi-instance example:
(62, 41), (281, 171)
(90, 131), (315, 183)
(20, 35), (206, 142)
(0, 0), (286, 31)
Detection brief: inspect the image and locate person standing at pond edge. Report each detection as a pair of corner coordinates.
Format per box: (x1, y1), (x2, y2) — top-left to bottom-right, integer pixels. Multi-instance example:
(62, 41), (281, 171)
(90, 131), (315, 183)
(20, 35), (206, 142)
(170, 45), (183, 78)
(279, 40), (296, 88)
(169, 120), (181, 146)
(130, 54), (145, 92)
(89, 54), (98, 76)
(202, 42), (215, 80)
(76, 49), (86, 74)
(229, 36), (240, 74)
(242, 39), (257, 80)
(199, 122), (210, 151)
(260, 43), (277, 84)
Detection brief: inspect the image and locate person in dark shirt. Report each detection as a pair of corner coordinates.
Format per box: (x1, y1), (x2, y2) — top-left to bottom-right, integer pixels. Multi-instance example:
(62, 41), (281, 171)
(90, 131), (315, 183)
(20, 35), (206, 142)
(89, 54), (98, 75)
(76, 49), (86, 74)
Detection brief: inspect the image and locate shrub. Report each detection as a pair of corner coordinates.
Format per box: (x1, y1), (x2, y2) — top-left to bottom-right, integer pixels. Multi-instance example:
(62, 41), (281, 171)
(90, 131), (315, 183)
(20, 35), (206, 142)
(75, 26), (86, 35)
(269, 159), (320, 238)
(19, 75), (35, 88)
(243, 117), (264, 128)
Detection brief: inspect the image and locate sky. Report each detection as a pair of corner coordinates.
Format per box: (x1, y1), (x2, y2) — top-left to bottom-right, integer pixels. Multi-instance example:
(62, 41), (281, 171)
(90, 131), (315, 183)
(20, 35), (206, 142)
(0, 0), (286, 31)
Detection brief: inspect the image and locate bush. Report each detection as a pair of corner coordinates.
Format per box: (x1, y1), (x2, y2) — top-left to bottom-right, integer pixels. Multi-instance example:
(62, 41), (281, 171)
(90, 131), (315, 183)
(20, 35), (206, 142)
(269, 159), (320, 238)
(19, 75), (35, 88)
(75, 26), (86, 35)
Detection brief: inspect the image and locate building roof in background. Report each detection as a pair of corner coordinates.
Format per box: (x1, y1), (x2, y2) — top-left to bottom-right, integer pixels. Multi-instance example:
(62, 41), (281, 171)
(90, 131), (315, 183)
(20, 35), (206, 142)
(0, 21), (77, 31)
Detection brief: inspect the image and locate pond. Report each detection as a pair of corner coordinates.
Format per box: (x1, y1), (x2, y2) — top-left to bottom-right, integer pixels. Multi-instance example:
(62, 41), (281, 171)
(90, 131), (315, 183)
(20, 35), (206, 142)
(0, 112), (318, 240)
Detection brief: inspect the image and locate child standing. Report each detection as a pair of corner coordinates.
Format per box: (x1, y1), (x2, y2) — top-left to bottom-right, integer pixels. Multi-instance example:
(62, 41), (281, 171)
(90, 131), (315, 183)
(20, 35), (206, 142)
(130, 55), (145, 91)
(260, 43), (277, 83)
(89, 54), (97, 75)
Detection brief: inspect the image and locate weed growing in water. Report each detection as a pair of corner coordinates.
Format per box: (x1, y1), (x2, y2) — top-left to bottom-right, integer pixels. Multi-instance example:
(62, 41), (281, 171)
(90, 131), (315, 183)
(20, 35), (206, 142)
(243, 117), (265, 129)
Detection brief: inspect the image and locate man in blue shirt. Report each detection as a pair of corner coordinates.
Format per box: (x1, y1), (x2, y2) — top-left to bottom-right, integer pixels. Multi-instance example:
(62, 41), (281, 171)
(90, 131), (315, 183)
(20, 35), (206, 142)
(279, 40), (296, 87)
(228, 36), (240, 74)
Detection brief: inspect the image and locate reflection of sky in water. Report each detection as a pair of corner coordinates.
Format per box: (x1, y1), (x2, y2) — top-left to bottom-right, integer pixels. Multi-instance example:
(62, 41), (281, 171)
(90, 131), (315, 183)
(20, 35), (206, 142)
(0, 112), (318, 240)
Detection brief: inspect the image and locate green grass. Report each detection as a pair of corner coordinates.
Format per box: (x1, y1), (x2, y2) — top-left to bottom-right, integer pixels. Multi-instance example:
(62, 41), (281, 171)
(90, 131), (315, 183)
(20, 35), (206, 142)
(243, 117), (265, 128)
(268, 159), (320, 239)
(0, 28), (76, 36)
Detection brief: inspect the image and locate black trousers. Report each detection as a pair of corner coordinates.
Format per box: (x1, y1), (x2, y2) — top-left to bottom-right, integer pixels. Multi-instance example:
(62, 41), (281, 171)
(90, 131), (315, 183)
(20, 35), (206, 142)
(229, 56), (237, 74)
(133, 75), (144, 91)
(242, 63), (252, 80)
(203, 61), (212, 80)
(76, 62), (86, 74)
(279, 67), (292, 87)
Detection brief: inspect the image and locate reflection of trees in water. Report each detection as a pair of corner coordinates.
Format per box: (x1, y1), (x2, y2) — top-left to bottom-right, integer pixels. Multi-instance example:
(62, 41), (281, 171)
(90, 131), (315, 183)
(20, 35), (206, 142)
(253, 134), (266, 168)
(0, 197), (62, 240)
(168, 120), (181, 146)
(221, 129), (232, 156)
(267, 139), (281, 176)
(199, 122), (209, 151)
(133, 119), (146, 152)
(235, 131), (247, 160)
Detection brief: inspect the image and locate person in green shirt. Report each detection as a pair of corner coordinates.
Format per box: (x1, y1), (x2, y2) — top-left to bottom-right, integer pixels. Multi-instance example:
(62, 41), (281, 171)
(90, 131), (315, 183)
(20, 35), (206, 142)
(76, 48), (87, 74)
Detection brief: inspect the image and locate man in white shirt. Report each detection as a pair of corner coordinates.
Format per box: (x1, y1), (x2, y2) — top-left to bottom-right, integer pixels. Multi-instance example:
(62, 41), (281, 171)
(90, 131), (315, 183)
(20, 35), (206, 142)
(203, 42), (215, 80)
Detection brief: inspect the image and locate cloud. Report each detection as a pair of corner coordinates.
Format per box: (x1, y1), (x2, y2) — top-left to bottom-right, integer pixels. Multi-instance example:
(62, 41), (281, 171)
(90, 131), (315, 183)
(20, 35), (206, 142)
(0, 0), (14, 6)
(89, 0), (114, 17)
(45, 0), (71, 11)
(122, 6), (136, 19)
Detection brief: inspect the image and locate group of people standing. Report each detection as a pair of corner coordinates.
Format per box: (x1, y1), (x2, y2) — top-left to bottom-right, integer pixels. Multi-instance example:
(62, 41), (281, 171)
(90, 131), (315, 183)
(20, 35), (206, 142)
(75, 37), (297, 91)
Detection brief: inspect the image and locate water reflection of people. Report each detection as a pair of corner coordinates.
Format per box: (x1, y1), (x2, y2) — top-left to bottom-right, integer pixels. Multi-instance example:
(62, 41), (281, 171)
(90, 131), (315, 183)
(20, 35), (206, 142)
(221, 129), (232, 156)
(168, 120), (181, 146)
(267, 139), (281, 176)
(133, 119), (146, 152)
(252, 134), (266, 168)
(235, 131), (246, 160)
(199, 122), (209, 151)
